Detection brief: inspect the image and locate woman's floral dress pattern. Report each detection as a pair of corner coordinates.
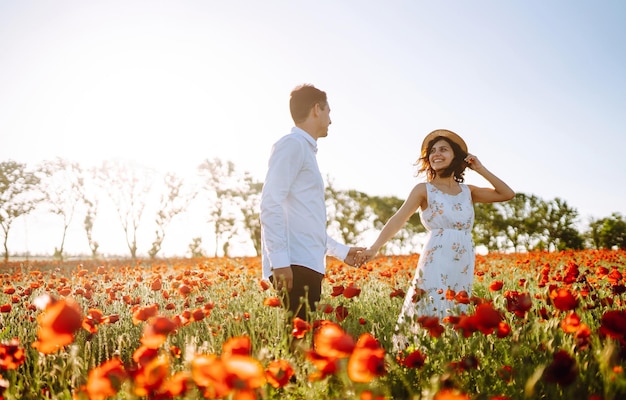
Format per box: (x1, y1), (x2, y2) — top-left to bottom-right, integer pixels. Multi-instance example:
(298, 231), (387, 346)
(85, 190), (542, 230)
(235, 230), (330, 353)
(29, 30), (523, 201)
(394, 182), (474, 349)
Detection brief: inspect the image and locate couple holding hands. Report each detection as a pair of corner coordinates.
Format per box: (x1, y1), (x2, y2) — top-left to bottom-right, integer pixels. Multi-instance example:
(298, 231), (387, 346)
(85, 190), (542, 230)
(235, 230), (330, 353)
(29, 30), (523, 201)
(260, 84), (514, 349)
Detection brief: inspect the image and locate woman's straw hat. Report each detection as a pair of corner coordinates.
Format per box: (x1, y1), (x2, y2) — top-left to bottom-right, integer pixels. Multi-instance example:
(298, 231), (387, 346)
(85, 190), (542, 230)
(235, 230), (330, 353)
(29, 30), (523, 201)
(421, 129), (468, 154)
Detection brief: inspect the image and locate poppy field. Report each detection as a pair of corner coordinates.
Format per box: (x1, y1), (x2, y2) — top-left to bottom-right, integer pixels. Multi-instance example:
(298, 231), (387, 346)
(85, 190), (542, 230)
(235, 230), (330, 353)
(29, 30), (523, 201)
(1, 249), (626, 400)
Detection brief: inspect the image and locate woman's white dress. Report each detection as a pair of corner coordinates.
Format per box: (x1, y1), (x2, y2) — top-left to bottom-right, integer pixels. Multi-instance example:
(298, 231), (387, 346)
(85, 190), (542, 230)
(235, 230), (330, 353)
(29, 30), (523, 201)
(394, 182), (475, 349)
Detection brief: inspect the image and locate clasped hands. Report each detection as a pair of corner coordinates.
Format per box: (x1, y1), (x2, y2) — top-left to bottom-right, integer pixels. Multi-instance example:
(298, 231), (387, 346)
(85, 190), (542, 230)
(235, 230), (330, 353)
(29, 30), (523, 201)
(345, 246), (377, 268)
(272, 246), (378, 293)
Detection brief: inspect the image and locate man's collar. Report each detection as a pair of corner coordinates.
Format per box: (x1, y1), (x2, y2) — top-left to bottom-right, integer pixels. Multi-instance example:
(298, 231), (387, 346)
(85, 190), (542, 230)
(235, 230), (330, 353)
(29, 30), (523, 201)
(291, 127), (318, 153)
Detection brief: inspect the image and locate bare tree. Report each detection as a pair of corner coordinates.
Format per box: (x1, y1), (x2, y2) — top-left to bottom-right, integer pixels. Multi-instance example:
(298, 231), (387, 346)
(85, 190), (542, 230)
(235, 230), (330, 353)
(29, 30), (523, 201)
(80, 166), (101, 259)
(97, 159), (155, 259)
(148, 172), (197, 259)
(0, 161), (41, 262)
(198, 158), (239, 257)
(233, 172), (262, 256)
(38, 158), (84, 260)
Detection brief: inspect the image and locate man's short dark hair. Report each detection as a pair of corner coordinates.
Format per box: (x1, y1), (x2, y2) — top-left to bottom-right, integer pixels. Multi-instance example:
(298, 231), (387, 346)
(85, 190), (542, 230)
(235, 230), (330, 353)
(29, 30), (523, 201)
(289, 84), (327, 124)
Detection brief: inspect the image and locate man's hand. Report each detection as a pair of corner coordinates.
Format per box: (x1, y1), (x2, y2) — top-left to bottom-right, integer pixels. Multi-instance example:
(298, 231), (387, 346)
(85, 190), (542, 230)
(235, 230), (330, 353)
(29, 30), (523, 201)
(344, 247), (366, 267)
(272, 266), (293, 292)
(354, 247), (377, 266)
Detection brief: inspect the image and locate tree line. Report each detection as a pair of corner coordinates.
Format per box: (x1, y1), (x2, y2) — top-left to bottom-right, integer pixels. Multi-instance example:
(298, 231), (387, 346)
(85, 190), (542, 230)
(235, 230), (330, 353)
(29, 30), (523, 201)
(1, 158), (624, 262)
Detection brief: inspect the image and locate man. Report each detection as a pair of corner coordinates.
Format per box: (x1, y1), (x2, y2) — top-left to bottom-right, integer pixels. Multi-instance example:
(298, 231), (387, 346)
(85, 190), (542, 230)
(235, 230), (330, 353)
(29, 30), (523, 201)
(260, 84), (363, 320)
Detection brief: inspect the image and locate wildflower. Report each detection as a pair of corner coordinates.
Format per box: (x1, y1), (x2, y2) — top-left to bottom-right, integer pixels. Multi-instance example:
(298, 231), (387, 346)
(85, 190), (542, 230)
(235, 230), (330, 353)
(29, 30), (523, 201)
(331, 285), (344, 297)
(348, 333), (386, 383)
(343, 284), (361, 299)
(0, 339), (25, 370)
(132, 354), (170, 397)
(543, 350), (578, 386)
(434, 388), (471, 399)
(132, 304), (159, 325)
(263, 297), (282, 307)
(85, 358), (127, 400)
(418, 315), (445, 338)
(292, 317), (311, 339)
(504, 291), (532, 317)
(400, 349), (427, 368)
(549, 287), (579, 311)
(561, 312), (582, 334)
(313, 322), (355, 359)
(265, 359), (295, 388)
(140, 316), (178, 349)
(489, 280), (504, 291)
(473, 303), (503, 335)
(150, 278), (162, 291)
(598, 310), (626, 340)
(454, 290), (470, 304)
(335, 305), (349, 322)
(32, 296), (83, 354)
(222, 336), (252, 357)
(259, 280), (271, 291)
(496, 322), (511, 338)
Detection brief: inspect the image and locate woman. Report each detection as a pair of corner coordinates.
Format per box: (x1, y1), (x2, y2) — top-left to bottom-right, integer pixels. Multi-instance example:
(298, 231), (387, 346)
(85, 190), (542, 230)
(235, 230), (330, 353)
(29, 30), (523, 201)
(356, 129), (514, 350)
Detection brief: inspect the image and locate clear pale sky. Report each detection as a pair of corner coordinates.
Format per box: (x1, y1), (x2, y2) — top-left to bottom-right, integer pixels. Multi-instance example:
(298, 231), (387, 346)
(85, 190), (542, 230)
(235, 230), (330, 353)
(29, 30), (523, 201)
(1, 1), (625, 256)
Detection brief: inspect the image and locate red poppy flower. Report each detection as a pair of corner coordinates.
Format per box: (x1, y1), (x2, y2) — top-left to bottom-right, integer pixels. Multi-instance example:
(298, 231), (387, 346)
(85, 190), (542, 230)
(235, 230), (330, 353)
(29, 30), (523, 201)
(418, 316), (445, 338)
(140, 316), (178, 349)
(561, 312), (582, 334)
(473, 303), (503, 335)
(159, 371), (190, 398)
(550, 287), (579, 311)
(335, 305), (349, 322)
(259, 280), (271, 291)
(319, 303), (334, 314)
(401, 349), (427, 368)
(433, 388), (471, 399)
(331, 285), (344, 297)
(504, 291), (532, 318)
(191, 355), (231, 399)
(455, 290), (470, 304)
(265, 359), (295, 388)
(543, 350), (578, 386)
(0, 338), (25, 370)
(32, 296), (83, 354)
(150, 278), (162, 291)
(313, 322), (355, 359)
(599, 310), (626, 340)
(390, 288), (405, 298)
(132, 354), (171, 397)
(306, 349), (340, 381)
(178, 284), (192, 297)
(292, 317), (312, 339)
(133, 345), (159, 366)
(85, 357), (127, 400)
(263, 297), (282, 307)
(489, 280), (504, 291)
(343, 284), (361, 299)
(223, 355), (267, 395)
(497, 322), (511, 338)
(132, 304), (159, 325)
(348, 333), (386, 383)
(222, 336), (252, 358)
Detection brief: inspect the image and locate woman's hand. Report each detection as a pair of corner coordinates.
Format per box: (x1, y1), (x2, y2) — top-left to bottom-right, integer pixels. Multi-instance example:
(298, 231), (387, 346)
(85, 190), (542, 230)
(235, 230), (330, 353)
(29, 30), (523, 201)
(354, 248), (377, 267)
(464, 153), (484, 171)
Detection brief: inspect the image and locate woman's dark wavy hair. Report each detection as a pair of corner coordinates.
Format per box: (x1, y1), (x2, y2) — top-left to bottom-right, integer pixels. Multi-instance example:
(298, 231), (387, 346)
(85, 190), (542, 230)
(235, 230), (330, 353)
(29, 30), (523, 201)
(415, 136), (469, 182)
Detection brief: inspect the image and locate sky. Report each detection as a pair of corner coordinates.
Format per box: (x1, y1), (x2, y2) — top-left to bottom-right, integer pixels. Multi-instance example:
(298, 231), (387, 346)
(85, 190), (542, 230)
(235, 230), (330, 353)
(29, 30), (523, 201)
(1, 1), (625, 257)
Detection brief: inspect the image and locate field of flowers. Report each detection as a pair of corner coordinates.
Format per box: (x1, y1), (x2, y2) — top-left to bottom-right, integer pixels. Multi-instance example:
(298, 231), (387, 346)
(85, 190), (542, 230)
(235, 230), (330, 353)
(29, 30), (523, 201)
(1, 249), (626, 399)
